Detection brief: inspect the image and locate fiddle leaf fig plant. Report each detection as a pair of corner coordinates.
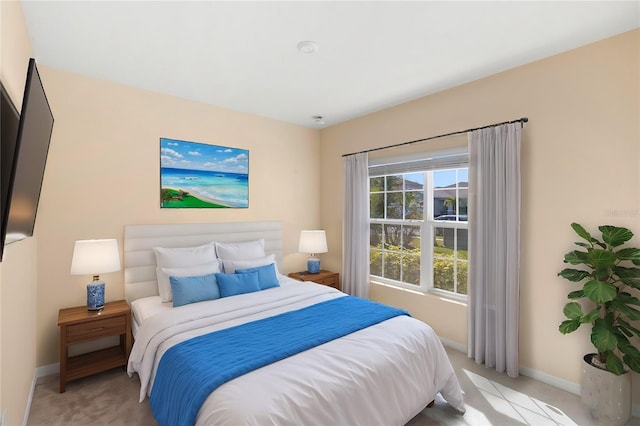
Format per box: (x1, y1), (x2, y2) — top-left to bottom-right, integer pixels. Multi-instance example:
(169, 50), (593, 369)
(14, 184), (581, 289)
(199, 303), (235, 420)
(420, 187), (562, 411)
(558, 223), (640, 375)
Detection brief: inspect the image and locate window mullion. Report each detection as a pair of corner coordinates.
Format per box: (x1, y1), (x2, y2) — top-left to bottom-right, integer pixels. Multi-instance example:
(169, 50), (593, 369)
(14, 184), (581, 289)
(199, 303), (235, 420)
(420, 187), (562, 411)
(455, 169), (459, 217)
(453, 228), (458, 294)
(423, 171), (433, 291)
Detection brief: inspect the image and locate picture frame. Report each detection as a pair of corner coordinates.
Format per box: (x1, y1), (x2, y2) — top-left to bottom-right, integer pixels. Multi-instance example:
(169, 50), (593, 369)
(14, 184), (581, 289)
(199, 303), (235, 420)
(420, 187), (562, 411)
(160, 138), (249, 208)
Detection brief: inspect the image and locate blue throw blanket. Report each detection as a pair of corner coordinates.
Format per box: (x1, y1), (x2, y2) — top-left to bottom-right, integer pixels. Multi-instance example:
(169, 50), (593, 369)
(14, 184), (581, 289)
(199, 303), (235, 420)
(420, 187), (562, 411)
(149, 296), (409, 426)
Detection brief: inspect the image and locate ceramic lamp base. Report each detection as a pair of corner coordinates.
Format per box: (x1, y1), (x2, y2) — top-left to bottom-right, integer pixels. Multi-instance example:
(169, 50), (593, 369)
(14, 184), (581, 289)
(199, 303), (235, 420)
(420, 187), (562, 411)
(307, 257), (320, 274)
(87, 281), (105, 311)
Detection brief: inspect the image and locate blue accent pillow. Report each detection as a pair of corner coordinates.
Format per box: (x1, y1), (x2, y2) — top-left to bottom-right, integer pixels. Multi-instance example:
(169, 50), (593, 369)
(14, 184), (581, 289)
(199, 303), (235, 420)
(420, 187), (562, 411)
(169, 272), (220, 307)
(235, 263), (280, 290)
(215, 271), (261, 298)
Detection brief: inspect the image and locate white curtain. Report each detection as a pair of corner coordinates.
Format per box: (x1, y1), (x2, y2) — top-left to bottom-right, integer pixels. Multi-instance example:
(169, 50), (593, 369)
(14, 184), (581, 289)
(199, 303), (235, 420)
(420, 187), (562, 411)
(467, 123), (521, 378)
(342, 152), (370, 298)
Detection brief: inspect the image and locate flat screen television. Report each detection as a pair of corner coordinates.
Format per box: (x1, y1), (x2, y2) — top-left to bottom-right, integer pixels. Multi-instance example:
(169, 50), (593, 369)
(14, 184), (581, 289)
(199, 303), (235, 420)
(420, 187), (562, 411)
(0, 83), (21, 261)
(0, 58), (54, 260)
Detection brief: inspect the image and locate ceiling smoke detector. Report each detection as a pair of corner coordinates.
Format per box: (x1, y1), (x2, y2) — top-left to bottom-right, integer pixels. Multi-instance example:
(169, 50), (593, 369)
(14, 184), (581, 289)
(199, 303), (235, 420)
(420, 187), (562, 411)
(312, 115), (325, 125)
(297, 41), (319, 53)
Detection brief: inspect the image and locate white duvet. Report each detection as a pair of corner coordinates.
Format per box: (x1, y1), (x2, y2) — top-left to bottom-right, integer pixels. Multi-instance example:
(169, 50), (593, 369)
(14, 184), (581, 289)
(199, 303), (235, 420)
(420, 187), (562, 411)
(127, 279), (465, 425)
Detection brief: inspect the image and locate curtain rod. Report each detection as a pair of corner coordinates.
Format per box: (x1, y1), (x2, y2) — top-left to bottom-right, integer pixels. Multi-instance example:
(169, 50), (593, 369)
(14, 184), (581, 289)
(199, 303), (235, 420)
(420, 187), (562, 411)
(342, 117), (528, 158)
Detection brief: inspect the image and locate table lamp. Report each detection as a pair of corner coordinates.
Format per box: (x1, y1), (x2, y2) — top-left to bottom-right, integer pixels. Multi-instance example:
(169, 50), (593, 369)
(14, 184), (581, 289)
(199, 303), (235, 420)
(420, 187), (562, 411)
(298, 230), (328, 274)
(70, 239), (121, 311)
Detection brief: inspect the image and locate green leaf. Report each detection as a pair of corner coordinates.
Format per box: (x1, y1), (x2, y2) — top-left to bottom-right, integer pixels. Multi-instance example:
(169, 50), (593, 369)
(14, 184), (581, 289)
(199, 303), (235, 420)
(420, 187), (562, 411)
(610, 301), (640, 320)
(572, 223), (593, 242)
(559, 319), (580, 334)
(617, 336), (640, 358)
(616, 266), (640, 289)
(581, 308), (600, 323)
(592, 320), (618, 352)
(615, 248), (640, 262)
(567, 290), (584, 299)
(604, 309), (615, 324)
(586, 249), (618, 268)
(574, 242), (590, 248)
(620, 279), (640, 290)
(619, 326), (633, 337)
(612, 266), (640, 290)
(622, 354), (640, 373)
(614, 266), (640, 278)
(615, 293), (640, 306)
(593, 265), (612, 281)
(601, 225), (633, 247)
(564, 250), (589, 265)
(563, 302), (583, 320)
(618, 318), (640, 337)
(558, 268), (590, 282)
(605, 353), (625, 375)
(583, 280), (617, 303)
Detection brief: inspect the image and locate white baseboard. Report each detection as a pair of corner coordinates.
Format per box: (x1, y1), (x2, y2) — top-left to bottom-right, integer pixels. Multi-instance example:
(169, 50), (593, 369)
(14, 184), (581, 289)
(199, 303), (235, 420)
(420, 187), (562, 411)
(24, 363), (59, 426)
(439, 336), (467, 353)
(22, 375), (36, 426)
(35, 363), (59, 378)
(518, 365), (580, 395)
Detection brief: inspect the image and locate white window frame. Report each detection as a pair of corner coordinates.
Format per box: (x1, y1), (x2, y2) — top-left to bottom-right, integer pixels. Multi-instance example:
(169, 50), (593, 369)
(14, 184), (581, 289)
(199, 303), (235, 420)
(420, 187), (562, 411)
(369, 148), (469, 300)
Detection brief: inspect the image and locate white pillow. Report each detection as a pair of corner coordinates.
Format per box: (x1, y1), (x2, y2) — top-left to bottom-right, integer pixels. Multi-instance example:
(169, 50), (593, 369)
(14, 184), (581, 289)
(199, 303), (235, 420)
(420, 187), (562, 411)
(152, 242), (217, 302)
(222, 254), (277, 274)
(157, 261), (221, 302)
(215, 239), (265, 260)
(153, 242), (217, 268)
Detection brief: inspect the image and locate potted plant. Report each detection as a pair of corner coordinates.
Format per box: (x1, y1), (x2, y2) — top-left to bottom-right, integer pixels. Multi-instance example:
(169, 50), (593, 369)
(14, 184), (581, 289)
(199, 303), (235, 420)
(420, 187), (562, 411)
(558, 223), (640, 425)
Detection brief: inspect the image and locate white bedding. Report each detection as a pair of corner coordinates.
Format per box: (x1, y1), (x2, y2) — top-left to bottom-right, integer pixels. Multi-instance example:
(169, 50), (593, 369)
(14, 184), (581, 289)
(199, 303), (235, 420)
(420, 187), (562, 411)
(131, 296), (168, 338)
(127, 278), (465, 425)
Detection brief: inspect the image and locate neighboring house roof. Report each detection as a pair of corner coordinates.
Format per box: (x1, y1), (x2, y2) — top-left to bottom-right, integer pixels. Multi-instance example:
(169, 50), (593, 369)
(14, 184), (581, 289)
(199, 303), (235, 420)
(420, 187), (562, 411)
(434, 182), (468, 199)
(374, 179), (468, 198)
(405, 180), (423, 190)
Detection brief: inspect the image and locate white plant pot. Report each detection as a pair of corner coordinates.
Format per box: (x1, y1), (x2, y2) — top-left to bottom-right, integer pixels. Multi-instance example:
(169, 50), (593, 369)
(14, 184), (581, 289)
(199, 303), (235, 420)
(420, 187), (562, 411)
(581, 354), (631, 426)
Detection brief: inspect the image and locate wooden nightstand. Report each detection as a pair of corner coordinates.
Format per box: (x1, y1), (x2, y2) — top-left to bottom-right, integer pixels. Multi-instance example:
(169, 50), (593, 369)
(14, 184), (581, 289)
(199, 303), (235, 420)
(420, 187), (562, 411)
(288, 270), (340, 290)
(57, 300), (132, 393)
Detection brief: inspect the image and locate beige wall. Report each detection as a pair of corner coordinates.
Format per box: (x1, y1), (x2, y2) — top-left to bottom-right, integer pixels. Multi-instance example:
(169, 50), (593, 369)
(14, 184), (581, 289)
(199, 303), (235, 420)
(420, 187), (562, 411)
(35, 68), (321, 367)
(0, 2), (39, 425)
(320, 29), (640, 396)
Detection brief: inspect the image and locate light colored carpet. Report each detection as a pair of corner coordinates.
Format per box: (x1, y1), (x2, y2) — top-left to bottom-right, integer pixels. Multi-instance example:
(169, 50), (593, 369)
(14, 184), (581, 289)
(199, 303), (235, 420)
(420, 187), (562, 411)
(27, 368), (154, 426)
(27, 347), (640, 425)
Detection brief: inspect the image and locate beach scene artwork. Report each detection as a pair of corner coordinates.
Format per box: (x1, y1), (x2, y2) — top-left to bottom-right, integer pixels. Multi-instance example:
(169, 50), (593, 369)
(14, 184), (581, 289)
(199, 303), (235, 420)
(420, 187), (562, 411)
(160, 138), (249, 208)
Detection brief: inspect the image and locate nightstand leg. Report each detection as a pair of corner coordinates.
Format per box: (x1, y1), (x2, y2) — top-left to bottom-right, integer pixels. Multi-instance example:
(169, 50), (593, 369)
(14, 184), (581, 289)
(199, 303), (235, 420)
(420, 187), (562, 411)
(59, 325), (67, 393)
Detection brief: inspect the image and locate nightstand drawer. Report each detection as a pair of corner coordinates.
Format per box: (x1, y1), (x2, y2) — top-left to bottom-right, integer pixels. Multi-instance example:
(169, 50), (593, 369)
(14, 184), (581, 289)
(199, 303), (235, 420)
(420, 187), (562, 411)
(66, 316), (126, 344)
(315, 277), (338, 287)
(288, 270), (340, 291)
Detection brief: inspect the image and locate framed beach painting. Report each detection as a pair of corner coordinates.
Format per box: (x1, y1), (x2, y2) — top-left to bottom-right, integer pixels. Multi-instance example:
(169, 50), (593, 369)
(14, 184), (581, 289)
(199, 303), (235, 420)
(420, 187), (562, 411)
(160, 138), (249, 208)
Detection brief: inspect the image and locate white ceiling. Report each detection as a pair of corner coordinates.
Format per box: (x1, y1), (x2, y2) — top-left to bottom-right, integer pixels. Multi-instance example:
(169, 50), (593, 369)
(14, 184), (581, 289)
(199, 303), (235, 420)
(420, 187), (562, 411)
(20, 1), (640, 128)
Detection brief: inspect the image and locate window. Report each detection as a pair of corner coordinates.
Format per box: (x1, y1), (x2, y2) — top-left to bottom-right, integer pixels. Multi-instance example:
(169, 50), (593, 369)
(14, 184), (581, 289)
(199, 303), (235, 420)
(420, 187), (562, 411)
(369, 151), (468, 298)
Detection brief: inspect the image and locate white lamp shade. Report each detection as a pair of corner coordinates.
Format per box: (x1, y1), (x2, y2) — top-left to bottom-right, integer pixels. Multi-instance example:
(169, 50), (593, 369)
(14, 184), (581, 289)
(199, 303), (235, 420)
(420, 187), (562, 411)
(70, 239), (121, 275)
(298, 230), (328, 254)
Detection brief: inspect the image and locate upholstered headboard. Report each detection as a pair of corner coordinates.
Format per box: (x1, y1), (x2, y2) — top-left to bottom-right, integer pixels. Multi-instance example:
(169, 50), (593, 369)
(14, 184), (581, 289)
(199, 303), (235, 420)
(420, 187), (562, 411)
(124, 221), (283, 303)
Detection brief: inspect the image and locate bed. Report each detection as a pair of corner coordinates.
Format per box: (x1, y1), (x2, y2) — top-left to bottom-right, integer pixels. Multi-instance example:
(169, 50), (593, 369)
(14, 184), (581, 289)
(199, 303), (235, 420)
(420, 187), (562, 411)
(124, 221), (465, 425)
